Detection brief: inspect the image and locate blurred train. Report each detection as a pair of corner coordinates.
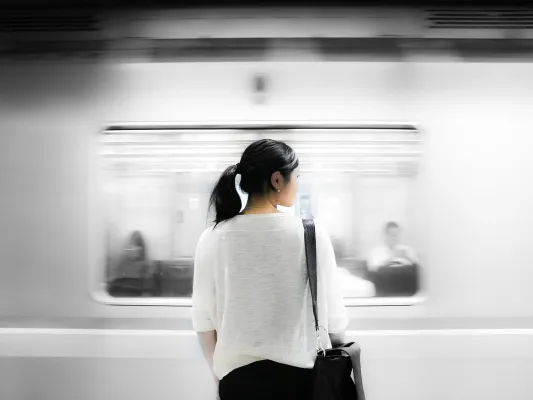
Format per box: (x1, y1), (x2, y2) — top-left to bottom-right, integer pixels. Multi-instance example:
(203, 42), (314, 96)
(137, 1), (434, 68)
(1, 4), (533, 400)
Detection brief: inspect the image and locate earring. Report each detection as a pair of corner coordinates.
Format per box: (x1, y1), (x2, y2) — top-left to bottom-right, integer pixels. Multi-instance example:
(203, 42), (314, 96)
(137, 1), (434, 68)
(277, 189), (281, 193)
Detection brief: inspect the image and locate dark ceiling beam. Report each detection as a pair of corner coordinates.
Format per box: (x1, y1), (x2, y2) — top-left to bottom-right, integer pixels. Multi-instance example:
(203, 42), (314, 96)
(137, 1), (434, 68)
(2, 37), (533, 60)
(1, 0), (533, 12)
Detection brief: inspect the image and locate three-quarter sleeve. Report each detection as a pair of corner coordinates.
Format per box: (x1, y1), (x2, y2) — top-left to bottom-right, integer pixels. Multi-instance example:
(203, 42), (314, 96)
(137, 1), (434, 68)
(191, 229), (217, 332)
(315, 221), (349, 334)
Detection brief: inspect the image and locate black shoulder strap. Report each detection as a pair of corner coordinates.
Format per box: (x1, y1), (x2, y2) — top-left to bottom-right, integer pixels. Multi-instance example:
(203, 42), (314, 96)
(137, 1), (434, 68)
(302, 219), (320, 332)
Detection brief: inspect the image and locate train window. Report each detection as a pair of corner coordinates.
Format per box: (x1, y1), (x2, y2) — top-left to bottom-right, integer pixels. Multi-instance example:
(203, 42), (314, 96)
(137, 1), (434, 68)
(97, 123), (424, 305)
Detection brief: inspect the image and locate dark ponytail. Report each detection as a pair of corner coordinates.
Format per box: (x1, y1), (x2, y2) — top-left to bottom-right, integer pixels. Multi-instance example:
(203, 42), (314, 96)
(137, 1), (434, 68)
(209, 164), (242, 227)
(209, 139), (299, 227)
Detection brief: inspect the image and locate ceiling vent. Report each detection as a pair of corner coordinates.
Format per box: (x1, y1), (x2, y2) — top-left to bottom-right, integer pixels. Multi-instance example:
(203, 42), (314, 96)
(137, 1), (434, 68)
(0, 11), (99, 33)
(0, 9), (115, 57)
(426, 8), (533, 29)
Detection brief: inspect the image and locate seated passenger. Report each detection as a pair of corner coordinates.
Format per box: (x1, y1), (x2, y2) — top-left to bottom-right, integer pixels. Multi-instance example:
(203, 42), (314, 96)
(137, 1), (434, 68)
(366, 222), (419, 297)
(367, 222), (418, 271)
(108, 231), (154, 297)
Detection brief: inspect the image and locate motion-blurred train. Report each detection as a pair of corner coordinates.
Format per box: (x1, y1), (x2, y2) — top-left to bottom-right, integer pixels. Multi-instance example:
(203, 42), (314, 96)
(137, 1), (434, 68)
(1, 4), (533, 400)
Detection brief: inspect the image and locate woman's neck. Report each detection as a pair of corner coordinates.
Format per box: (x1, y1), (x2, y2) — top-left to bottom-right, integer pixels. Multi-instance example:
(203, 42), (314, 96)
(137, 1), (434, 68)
(241, 196), (280, 215)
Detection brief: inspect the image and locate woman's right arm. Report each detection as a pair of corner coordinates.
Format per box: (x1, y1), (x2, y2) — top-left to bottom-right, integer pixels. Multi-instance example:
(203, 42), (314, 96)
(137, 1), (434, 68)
(192, 229), (218, 383)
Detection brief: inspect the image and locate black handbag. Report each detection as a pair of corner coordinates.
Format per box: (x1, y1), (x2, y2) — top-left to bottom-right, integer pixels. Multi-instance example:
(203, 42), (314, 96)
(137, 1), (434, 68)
(302, 219), (367, 400)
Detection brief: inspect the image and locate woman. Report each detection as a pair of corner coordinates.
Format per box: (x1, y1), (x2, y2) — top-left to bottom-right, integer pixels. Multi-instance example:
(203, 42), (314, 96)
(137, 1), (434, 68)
(192, 139), (348, 400)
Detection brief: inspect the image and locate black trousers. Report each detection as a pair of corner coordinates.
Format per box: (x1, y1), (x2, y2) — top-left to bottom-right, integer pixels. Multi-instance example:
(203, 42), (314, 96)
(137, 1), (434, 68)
(219, 360), (313, 400)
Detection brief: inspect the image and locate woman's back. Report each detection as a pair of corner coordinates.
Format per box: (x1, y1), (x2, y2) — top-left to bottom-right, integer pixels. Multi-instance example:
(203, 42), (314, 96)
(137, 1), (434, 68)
(192, 213), (348, 380)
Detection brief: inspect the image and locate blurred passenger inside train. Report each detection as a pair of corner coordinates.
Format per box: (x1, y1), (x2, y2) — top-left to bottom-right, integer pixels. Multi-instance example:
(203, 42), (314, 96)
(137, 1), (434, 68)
(108, 231), (154, 297)
(192, 139), (347, 400)
(367, 221), (417, 270)
(366, 222), (419, 296)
